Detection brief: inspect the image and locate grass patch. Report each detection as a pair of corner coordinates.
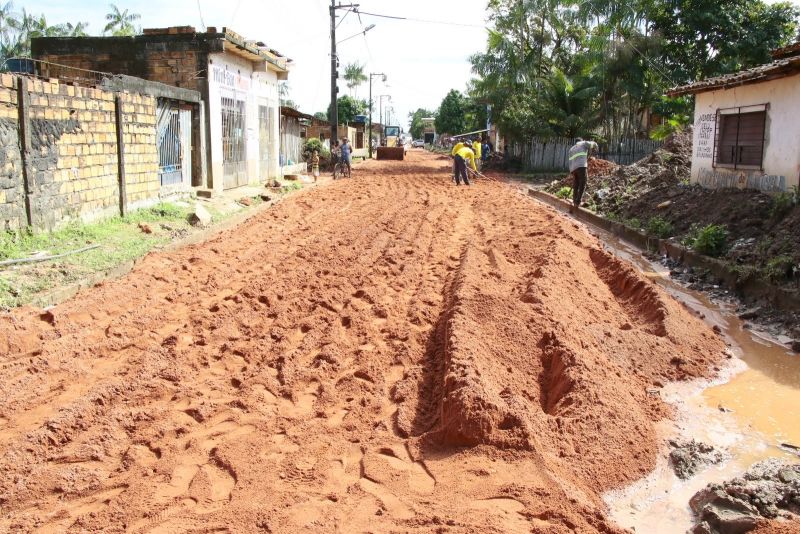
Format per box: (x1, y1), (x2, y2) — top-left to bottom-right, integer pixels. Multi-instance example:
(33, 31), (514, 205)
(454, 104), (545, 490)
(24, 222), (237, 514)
(646, 216), (674, 238)
(0, 202), (193, 309)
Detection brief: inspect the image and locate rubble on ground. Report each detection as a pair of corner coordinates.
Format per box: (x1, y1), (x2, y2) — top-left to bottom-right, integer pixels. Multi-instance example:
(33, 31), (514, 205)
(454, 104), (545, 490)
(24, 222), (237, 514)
(669, 439), (727, 480)
(691, 460), (800, 534)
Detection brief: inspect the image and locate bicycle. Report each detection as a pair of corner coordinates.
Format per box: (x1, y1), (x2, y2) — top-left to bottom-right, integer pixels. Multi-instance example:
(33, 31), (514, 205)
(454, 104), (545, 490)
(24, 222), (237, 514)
(333, 159), (351, 180)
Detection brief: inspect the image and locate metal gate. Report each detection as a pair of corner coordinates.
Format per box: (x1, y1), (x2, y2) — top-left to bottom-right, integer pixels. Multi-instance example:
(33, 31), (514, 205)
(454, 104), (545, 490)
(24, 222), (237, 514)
(258, 104), (271, 181)
(157, 101), (188, 187)
(221, 96), (247, 189)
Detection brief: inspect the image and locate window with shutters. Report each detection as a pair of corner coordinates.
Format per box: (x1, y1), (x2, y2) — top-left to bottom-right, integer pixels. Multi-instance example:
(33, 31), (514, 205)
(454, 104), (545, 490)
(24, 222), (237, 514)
(713, 107), (767, 169)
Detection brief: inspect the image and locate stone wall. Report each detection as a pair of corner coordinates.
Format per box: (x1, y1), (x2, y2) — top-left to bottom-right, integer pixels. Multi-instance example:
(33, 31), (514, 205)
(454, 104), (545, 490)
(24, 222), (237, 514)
(0, 74), (160, 231)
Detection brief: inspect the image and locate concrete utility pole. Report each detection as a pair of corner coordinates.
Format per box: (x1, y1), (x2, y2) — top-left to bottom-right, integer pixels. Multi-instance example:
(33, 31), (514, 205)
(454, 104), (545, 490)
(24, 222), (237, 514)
(329, 1), (360, 145)
(369, 72), (386, 159)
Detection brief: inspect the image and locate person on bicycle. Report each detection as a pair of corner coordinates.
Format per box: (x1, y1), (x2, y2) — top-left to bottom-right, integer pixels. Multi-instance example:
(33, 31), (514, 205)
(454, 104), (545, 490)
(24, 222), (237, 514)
(340, 138), (352, 176)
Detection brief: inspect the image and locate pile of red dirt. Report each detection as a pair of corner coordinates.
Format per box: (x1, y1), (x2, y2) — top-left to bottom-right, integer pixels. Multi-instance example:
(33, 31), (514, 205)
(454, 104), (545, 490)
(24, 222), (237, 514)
(589, 157), (618, 175)
(0, 151), (724, 532)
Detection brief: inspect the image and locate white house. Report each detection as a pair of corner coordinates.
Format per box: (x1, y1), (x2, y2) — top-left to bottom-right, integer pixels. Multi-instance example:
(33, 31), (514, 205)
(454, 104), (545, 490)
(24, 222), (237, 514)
(668, 42), (800, 192)
(32, 27), (291, 194)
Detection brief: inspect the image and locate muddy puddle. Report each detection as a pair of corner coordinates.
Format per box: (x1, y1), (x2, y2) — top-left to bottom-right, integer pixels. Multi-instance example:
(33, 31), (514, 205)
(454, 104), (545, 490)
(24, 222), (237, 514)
(593, 230), (800, 533)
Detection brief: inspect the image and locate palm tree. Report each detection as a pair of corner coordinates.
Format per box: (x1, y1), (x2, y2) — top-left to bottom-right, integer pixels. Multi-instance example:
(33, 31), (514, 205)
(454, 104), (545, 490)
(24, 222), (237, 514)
(343, 63), (367, 98)
(104, 3), (140, 36)
(0, 1), (16, 47)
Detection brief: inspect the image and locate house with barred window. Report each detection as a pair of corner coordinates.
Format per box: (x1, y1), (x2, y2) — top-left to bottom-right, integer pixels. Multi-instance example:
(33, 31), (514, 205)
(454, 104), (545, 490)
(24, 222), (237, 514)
(32, 26), (291, 194)
(668, 42), (800, 192)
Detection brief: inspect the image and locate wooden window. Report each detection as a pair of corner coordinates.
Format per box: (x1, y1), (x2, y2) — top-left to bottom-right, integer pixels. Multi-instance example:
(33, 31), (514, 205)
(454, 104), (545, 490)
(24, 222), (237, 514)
(714, 108), (767, 169)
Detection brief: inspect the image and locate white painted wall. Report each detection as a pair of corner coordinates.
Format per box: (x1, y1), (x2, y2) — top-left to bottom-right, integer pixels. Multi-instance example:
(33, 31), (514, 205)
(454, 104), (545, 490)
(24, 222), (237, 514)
(207, 52), (281, 191)
(690, 73), (800, 192)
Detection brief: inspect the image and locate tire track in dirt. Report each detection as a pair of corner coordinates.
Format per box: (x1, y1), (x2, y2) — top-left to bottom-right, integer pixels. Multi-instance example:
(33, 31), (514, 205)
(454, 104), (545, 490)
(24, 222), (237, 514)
(0, 151), (723, 533)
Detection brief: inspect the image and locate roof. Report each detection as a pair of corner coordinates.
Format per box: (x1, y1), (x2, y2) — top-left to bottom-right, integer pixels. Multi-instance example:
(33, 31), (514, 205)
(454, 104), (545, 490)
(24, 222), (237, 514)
(668, 49), (800, 97)
(280, 106), (317, 121)
(772, 42), (800, 60)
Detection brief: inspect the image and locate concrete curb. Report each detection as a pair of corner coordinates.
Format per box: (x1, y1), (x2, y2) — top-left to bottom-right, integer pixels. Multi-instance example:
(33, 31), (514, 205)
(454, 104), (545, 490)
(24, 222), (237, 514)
(30, 186), (308, 309)
(528, 188), (800, 312)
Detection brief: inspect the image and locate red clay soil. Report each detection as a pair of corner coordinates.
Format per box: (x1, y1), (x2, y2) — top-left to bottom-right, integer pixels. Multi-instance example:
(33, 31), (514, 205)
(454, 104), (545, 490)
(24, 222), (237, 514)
(0, 151), (723, 533)
(755, 521), (800, 533)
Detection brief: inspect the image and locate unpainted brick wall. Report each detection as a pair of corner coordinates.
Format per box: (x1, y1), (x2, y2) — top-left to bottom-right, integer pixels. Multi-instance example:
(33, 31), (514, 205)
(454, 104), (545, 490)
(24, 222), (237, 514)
(0, 74), (159, 231)
(0, 74), (23, 230)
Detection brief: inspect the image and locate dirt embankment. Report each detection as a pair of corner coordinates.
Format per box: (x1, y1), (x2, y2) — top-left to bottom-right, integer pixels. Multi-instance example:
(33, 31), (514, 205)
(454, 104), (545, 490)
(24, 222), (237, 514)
(0, 151), (723, 532)
(547, 130), (800, 290)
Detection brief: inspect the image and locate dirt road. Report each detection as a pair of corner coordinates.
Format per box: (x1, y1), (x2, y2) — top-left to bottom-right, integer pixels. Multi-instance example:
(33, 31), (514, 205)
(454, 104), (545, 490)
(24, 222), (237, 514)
(0, 151), (723, 533)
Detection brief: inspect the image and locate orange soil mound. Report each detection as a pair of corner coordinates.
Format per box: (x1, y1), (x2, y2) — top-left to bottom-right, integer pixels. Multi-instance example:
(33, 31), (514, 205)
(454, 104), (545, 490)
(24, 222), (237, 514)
(0, 151), (723, 533)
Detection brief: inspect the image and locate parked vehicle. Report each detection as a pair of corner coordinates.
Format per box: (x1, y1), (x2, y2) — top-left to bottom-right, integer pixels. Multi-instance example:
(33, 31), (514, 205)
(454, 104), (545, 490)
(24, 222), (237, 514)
(412, 139), (425, 148)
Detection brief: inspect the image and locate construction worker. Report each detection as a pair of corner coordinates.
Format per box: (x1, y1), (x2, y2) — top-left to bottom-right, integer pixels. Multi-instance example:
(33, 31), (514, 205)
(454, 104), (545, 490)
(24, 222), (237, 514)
(568, 137), (599, 211)
(454, 144), (477, 186)
(472, 137), (482, 169)
(451, 139), (466, 179)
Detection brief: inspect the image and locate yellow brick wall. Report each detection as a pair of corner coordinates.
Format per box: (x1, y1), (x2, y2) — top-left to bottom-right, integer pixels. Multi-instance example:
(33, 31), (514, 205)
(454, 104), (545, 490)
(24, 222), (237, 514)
(21, 76), (159, 225)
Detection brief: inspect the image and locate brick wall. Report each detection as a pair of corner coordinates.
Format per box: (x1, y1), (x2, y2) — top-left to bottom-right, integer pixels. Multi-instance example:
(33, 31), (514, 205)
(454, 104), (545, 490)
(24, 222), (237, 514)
(0, 74), (160, 231)
(0, 75), (22, 230)
(32, 32), (223, 94)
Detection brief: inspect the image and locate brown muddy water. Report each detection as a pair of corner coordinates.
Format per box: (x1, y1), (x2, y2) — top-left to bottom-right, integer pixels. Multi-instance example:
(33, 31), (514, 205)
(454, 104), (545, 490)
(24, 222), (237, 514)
(592, 229), (800, 533)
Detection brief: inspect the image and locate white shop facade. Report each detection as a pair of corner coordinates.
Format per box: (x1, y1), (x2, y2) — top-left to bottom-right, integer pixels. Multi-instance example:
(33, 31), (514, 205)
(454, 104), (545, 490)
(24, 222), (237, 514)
(207, 37), (289, 191)
(669, 43), (800, 193)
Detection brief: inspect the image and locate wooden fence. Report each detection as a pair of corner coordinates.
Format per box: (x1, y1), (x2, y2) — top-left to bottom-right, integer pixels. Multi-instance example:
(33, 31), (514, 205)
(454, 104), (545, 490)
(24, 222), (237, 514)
(508, 137), (662, 171)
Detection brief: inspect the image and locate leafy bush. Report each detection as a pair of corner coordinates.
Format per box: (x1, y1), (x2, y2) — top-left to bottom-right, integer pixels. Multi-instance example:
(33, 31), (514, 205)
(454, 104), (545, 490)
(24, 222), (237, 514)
(690, 224), (728, 257)
(302, 138), (330, 161)
(763, 255), (795, 282)
(626, 218), (642, 230)
(646, 216), (674, 238)
(650, 115), (690, 141)
(770, 191), (796, 219)
(555, 186), (573, 200)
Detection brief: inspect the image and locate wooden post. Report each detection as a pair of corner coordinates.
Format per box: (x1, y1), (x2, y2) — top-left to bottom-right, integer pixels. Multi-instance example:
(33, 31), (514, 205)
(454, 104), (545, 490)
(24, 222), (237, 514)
(115, 94), (128, 217)
(17, 79), (34, 227)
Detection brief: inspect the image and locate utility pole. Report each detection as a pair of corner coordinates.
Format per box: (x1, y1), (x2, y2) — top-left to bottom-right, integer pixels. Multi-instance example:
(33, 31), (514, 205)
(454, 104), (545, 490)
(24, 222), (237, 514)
(378, 94), (390, 147)
(368, 72), (386, 159)
(329, 1), (360, 146)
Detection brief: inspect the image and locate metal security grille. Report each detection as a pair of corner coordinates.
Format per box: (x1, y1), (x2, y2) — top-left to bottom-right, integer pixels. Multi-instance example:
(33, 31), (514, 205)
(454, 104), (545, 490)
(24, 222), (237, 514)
(222, 96), (247, 189)
(157, 101), (183, 186)
(258, 104), (271, 181)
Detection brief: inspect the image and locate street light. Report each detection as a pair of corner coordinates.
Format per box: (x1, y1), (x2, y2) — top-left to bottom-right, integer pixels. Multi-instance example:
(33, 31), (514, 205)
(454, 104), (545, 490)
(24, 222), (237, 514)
(368, 72), (386, 158)
(337, 24), (375, 45)
(378, 94), (391, 147)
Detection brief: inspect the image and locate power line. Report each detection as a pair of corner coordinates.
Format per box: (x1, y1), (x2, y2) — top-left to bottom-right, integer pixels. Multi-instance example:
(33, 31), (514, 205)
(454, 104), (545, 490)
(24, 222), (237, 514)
(354, 9), (486, 29)
(196, 0), (206, 30)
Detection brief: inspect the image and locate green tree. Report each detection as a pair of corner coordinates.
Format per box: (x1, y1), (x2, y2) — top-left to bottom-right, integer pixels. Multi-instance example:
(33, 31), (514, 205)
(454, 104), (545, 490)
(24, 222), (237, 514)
(327, 95), (367, 124)
(435, 90), (466, 135)
(103, 3), (140, 36)
(408, 108), (434, 139)
(343, 62), (367, 98)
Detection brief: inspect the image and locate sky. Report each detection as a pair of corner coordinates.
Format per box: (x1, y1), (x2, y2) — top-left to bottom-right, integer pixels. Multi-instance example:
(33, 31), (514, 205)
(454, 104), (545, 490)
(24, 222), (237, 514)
(21, 0), (490, 130)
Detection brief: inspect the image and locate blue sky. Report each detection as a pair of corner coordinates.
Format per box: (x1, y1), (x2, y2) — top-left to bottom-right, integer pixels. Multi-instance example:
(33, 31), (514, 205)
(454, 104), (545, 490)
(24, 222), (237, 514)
(20, 0), (490, 129)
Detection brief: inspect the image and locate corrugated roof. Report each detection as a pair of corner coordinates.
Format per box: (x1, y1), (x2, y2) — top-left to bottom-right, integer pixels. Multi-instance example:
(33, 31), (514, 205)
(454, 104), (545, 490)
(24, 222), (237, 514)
(667, 55), (800, 96)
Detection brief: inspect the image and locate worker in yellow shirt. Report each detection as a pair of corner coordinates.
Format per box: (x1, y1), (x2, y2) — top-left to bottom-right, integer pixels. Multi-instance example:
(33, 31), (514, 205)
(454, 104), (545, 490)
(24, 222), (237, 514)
(454, 144), (477, 186)
(451, 139), (466, 180)
(472, 137), (482, 169)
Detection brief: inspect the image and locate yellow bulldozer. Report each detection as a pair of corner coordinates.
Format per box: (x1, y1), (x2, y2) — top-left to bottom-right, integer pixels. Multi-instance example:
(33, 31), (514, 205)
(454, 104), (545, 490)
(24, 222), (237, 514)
(376, 125), (405, 160)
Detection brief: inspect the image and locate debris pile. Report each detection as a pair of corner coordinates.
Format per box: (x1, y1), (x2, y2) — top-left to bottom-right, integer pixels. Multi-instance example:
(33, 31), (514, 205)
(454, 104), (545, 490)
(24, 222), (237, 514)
(691, 460), (800, 534)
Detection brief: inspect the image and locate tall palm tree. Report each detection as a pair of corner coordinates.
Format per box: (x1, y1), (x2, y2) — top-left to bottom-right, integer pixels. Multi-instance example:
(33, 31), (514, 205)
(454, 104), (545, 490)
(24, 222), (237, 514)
(0, 1), (16, 47)
(104, 3), (140, 36)
(343, 63), (367, 98)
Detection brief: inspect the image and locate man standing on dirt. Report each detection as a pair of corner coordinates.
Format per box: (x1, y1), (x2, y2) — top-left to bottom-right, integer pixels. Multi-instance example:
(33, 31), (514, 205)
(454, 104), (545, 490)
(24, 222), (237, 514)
(472, 137), (482, 169)
(454, 144), (477, 186)
(568, 138), (598, 211)
(341, 138), (352, 175)
(451, 139), (466, 180)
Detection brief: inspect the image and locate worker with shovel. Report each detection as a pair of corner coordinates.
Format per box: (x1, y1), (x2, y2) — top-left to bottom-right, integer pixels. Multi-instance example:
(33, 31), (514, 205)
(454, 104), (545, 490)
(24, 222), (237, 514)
(568, 138), (598, 211)
(451, 139), (466, 180)
(454, 144), (478, 186)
